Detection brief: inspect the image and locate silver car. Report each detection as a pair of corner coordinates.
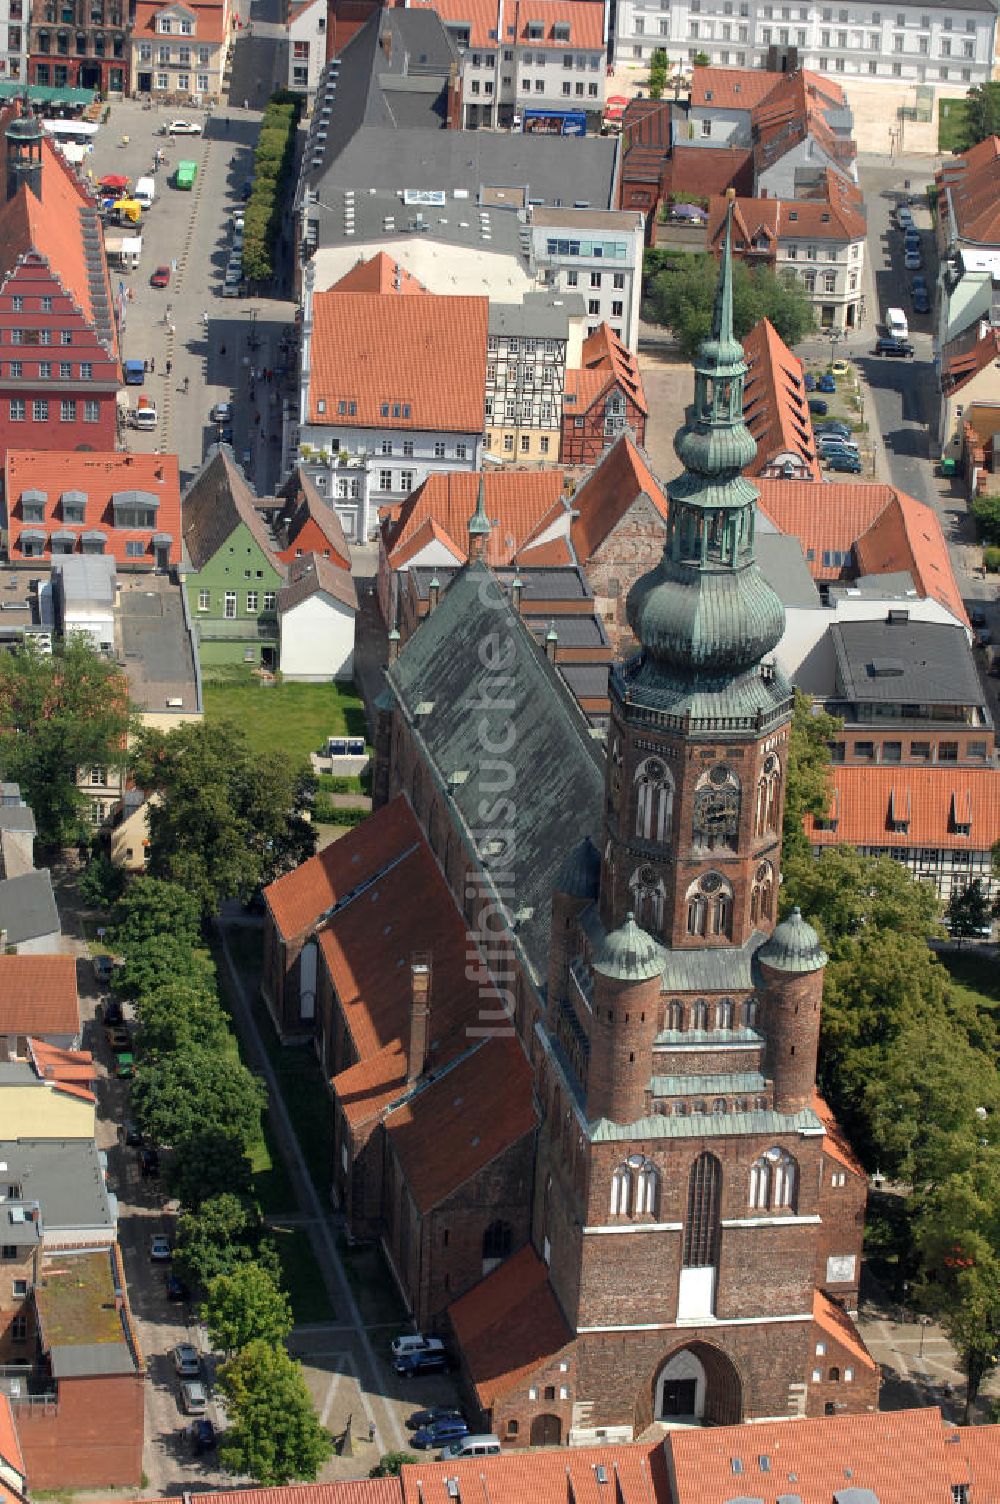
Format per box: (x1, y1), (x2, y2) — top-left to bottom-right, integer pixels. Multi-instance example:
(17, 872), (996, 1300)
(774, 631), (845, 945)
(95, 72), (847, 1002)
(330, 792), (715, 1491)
(181, 1379), (208, 1414)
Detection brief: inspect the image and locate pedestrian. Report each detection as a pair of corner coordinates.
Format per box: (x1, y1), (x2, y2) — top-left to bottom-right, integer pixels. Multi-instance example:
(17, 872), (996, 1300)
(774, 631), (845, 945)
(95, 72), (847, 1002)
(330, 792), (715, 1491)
(166, 359), (172, 377)
(168, 322), (176, 336)
(244, 97), (249, 110)
(150, 356), (155, 374)
(368, 1422), (376, 1444)
(202, 310), (209, 328)
(249, 384), (255, 401)
(171, 258), (177, 274)
(254, 411), (261, 426)
(143, 358), (150, 373)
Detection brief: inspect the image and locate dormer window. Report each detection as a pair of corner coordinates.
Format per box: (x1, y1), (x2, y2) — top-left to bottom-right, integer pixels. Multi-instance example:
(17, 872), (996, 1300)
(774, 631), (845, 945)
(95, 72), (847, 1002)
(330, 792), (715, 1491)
(20, 489), (46, 524)
(158, 15), (171, 30)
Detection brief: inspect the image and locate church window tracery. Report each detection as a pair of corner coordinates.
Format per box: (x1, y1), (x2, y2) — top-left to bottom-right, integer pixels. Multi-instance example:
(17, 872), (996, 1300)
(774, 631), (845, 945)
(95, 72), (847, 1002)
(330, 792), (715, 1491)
(685, 873), (733, 938)
(635, 757), (674, 842)
(755, 753), (781, 838)
(749, 1147), (798, 1211)
(750, 860), (775, 923)
(692, 764), (741, 851)
(628, 864), (665, 930)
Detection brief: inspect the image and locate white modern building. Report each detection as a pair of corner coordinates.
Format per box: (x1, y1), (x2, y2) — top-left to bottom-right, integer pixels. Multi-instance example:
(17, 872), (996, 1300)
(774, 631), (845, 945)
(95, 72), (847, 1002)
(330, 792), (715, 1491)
(287, 0), (326, 101)
(611, 0), (997, 86)
(277, 553), (357, 680)
(0, 0), (27, 83)
(531, 207), (645, 347)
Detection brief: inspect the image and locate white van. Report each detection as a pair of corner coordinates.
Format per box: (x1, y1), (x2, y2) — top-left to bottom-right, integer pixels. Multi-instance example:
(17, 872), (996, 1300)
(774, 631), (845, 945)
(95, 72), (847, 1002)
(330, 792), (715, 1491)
(440, 1435), (501, 1460)
(132, 405), (158, 430)
(886, 306), (909, 340)
(133, 176), (155, 209)
(390, 1333), (444, 1359)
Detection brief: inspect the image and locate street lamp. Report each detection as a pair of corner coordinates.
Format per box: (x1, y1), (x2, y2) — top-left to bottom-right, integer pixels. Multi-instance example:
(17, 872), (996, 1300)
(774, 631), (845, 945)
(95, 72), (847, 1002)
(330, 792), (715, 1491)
(919, 1314), (932, 1360)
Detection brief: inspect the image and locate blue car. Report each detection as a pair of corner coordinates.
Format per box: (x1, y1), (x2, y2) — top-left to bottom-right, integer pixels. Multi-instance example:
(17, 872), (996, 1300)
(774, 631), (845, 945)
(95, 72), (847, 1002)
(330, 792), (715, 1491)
(804, 372), (816, 391)
(411, 1418), (470, 1450)
(827, 453), (863, 473)
(808, 398), (828, 415)
(817, 373), (836, 393)
(394, 1349), (449, 1378)
(912, 289), (930, 314)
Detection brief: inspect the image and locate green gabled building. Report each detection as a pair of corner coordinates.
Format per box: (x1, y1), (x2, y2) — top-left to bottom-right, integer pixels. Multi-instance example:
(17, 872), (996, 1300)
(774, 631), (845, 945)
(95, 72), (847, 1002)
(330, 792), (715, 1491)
(181, 449), (286, 673)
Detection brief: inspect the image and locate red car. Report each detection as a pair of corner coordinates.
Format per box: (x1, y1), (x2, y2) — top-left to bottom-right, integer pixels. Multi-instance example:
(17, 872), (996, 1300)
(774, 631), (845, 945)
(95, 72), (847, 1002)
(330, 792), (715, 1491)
(150, 265), (171, 288)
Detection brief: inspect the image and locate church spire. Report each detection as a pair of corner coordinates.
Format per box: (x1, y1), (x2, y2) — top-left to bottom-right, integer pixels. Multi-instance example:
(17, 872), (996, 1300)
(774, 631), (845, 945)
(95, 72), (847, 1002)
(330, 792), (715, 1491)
(620, 197), (787, 712)
(467, 474), (491, 562)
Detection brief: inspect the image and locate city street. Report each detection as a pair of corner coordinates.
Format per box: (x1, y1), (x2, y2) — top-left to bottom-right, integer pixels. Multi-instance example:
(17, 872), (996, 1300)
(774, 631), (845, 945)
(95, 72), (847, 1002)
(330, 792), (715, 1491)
(83, 97), (295, 493)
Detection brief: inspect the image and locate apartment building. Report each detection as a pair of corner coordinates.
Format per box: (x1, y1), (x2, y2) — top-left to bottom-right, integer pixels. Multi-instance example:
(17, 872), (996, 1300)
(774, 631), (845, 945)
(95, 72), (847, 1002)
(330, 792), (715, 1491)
(27, 0), (129, 91)
(611, 0), (997, 88)
(287, 0), (326, 98)
(407, 0), (607, 131)
(0, 0), (27, 82)
(130, 0), (229, 103)
(530, 208), (645, 349)
(485, 294), (584, 462)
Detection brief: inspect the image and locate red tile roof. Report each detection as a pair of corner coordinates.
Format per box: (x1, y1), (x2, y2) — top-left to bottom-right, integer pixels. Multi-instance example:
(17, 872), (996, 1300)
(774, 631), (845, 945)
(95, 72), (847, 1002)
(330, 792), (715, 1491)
(279, 469), (352, 568)
(319, 819), (493, 1069)
(515, 534), (575, 566)
(708, 190), (866, 250)
(132, 0), (227, 43)
(955, 1425), (1000, 1501)
(386, 470), (567, 570)
(0, 1395), (23, 1485)
(570, 433), (667, 563)
(264, 796), (421, 941)
(690, 65), (787, 112)
(387, 1035), (537, 1212)
(662, 143), (754, 202)
(27, 1038), (95, 1085)
(741, 317), (822, 481)
(416, 0), (603, 50)
(805, 765), (1000, 852)
(941, 322), (1000, 395)
(813, 1290), (877, 1372)
(757, 480), (968, 625)
(408, 0), (502, 50)
(0, 956), (79, 1036)
(336, 1040), (409, 1131)
(812, 1090), (865, 1176)
(400, 1439), (668, 1504)
(277, 551), (358, 614)
(751, 69), (855, 174)
(448, 1245), (573, 1407)
(668, 1407), (965, 1504)
(937, 135), (1000, 248)
(4, 449), (182, 567)
(565, 323), (648, 421)
(190, 1485), (402, 1504)
(307, 292), (489, 433)
(328, 253), (429, 297)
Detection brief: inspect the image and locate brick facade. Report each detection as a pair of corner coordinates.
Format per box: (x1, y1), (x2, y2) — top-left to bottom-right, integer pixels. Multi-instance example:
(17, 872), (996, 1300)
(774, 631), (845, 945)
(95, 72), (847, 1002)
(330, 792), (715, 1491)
(582, 495), (667, 656)
(13, 1369), (144, 1489)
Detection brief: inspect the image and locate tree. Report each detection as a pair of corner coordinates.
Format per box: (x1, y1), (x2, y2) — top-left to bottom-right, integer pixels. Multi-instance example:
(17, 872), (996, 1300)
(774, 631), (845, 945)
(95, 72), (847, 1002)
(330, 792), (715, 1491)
(0, 636), (133, 847)
(781, 690), (841, 866)
(203, 1262), (293, 1356)
(113, 876), (201, 947)
(113, 935), (215, 1002)
(780, 845), (942, 945)
(643, 253), (816, 358)
(971, 492), (1000, 545)
(131, 1045), (266, 1152)
(134, 981), (229, 1059)
(964, 81), (1000, 148)
(170, 1125), (254, 1208)
(77, 851), (127, 910)
(131, 720), (316, 917)
(947, 878), (993, 938)
(173, 1193), (270, 1289)
(218, 1339), (334, 1485)
(370, 1452), (417, 1478)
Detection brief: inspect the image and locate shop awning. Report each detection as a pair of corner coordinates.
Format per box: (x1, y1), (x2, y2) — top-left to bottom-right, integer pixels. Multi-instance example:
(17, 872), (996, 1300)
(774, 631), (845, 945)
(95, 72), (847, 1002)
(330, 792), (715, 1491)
(0, 82), (94, 106)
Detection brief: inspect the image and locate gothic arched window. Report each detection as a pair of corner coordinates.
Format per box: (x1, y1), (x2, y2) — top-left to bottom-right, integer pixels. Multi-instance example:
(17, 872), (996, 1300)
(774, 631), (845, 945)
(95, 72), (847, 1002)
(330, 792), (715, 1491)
(692, 764), (741, 852)
(686, 873), (733, 939)
(755, 753), (781, 838)
(610, 1165), (631, 1217)
(667, 999), (684, 1032)
(716, 997), (734, 1030)
(749, 1147), (799, 1212)
(629, 864), (665, 930)
(636, 1161), (659, 1216)
(750, 860), (775, 924)
(691, 998), (708, 1030)
(635, 757), (674, 842)
(683, 1152), (722, 1267)
(482, 1219), (513, 1263)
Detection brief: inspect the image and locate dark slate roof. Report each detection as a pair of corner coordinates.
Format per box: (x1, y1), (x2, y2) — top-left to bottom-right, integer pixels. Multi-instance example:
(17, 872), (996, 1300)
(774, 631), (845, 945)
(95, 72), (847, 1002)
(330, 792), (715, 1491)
(409, 565), (593, 604)
(528, 614), (608, 648)
(831, 618), (985, 706)
(181, 448), (283, 574)
(386, 561), (605, 984)
(0, 806), (35, 833)
(755, 533), (820, 609)
(0, 869), (59, 946)
(558, 662), (612, 701)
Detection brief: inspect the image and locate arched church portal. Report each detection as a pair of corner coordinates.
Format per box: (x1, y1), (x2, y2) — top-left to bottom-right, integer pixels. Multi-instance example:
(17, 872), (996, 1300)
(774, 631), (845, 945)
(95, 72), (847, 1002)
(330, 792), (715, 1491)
(650, 1342), (743, 1427)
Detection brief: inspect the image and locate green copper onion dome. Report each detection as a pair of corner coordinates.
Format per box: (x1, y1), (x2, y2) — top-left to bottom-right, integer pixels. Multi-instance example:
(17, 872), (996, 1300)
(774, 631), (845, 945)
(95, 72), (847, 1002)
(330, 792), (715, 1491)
(757, 907), (828, 974)
(593, 911), (664, 982)
(624, 200), (786, 691)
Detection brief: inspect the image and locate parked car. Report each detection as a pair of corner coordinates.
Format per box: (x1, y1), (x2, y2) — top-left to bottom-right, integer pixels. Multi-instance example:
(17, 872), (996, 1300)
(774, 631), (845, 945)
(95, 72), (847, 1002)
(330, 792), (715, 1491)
(830, 359), (851, 378)
(173, 1343), (201, 1377)
(139, 1147), (160, 1177)
(911, 288), (930, 314)
(411, 1418), (470, 1450)
(115, 1052), (134, 1078)
(93, 954), (116, 985)
(181, 1380), (209, 1415)
(106, 1025), (130, 1050)
(391, 1334), (446, 1359)
(210, 401), (232, 424)
(123, 1119), (142, 1147)
(168, 118), (202, 135)
(911, 273), (928, 295)
(827, 453), (863, 473)
(394, 1349), (449, 1378)
(904, 248), (923, 270)
(190, 1418), (216, 1454)
(874, 337), (915, 357)
(150, 1233), (172, 1261)
(814, 421), (852, 440)
(102, 996), (123, 1027)
(150, 265), (171, 288)
(816, 373), (836, 393)
(808, 398), (828, 416)
(895, 204), (914, 228)
(166, 1273), (190, 1302)
(817, 434), (859, 452)
(803, 371), (816, 391)
(970, 607), (987, 628)
(407, 1406), (466, 1431)
(240, 179), (253, 200)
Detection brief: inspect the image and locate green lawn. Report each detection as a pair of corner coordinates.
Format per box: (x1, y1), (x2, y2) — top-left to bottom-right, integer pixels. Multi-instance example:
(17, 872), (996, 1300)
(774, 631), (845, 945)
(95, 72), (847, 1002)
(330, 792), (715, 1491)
(337, 1233), (407, 1327)
(249, 991), (335, 1197)
(938, 97), (972, 154)
(270, 1222), (336, 1324)
(940, 949), (1000, 1016)
(202, 675), (367, 767)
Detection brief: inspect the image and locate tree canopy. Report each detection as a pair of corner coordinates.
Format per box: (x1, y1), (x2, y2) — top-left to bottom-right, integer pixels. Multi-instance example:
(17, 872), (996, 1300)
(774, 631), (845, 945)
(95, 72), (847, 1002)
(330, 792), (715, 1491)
(642, 251), (816, 357)
(218, 1339), (333, 1485)
(131, 1045), (266, 1151)
(781, 691), (841, 866)
(173, 1193), (280, 1290)
(131, 720), (316, 917)
(948, 877), (993, 937)
(113, 934), (216, 1002)
(113, 876), (202, 948)
(134, 981), (230, 1060)
(0, 636), (134, 846)
(963, 82), (1000, 149)
(203, 1262), (293, 1356)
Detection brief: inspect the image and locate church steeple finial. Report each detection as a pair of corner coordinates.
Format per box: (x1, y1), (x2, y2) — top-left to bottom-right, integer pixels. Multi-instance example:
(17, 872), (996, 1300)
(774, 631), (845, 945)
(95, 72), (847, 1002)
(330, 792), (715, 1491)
(468, 474), (490, 562)
(713, 192), (737, 351)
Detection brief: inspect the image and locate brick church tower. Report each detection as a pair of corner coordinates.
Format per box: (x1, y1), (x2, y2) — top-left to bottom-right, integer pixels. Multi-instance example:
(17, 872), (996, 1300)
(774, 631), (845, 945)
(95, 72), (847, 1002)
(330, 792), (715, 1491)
(535, 205), (875, 1440)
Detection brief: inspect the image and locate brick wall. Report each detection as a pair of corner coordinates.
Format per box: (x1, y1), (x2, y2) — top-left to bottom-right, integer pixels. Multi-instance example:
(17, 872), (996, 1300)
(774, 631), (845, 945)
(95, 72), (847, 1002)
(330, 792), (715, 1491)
(814, 1157), (867, 1300)
(581, 495), (667, 655)
(14, 1370), (144, 1489)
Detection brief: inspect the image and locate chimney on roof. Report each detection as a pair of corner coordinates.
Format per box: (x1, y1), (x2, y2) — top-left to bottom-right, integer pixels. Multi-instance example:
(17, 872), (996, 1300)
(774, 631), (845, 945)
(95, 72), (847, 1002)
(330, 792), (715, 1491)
(428, 575), (440, 611)
(6, 113), (43, 203)
(511, 573), (523, 614)
(407, 954), (432, 1083)
(388, 626), (401, 663)
(545, 622), (558, 661)
(468, 476), (491, 563)
(381, 26), (392, 59)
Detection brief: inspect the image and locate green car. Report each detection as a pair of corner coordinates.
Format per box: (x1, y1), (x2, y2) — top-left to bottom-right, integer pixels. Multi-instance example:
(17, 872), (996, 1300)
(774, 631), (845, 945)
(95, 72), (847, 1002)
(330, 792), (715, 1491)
(115, 1052), (135, 1079)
